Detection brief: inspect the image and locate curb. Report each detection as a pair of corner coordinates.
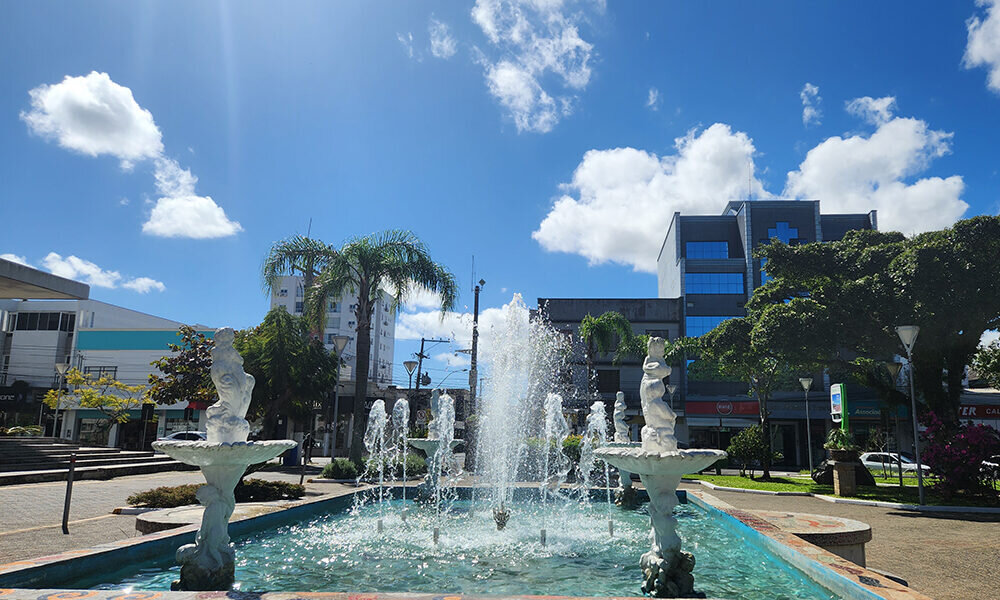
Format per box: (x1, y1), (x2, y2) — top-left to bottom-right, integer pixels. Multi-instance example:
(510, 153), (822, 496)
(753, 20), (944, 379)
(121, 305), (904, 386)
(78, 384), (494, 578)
(684, 478), (1000, 514)
(111, 507), (159, 515)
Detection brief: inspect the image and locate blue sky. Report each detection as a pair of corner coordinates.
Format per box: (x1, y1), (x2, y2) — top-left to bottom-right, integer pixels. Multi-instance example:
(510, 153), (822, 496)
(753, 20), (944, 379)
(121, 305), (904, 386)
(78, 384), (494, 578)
(3, 1), (1000, 387)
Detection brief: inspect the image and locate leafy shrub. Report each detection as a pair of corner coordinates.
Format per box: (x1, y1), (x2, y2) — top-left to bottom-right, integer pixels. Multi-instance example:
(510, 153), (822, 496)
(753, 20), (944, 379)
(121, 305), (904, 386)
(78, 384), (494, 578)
(366, 452), (427, 478)
(726, 425), (781, 478)
(823, 428), (859, 451)
(562, 435), (582, 463)
(321, 458), (359, 480)
(921, 411), (1000, 497)
(127, 479), (304, 507)
(2, 425), (43, 436)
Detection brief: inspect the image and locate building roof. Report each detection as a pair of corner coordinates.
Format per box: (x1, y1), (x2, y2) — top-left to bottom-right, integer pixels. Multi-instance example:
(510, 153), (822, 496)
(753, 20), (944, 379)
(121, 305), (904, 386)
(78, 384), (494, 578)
(0, 257), (89, 300)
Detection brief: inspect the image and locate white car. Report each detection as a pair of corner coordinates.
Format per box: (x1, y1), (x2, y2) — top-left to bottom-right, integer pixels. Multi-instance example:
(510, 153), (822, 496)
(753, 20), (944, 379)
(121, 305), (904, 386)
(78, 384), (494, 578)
(860, 452), (930, 476)
(157, 430), (207, 442)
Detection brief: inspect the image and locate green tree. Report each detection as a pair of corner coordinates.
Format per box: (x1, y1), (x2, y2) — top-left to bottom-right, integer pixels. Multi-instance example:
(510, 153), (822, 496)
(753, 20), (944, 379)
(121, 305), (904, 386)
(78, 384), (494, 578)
(235, 307), (340, 439)
(700, 298), (831, 479)
(43, 369), (150, 445)
(972, 340), (1000, 389)
(307, 230), (457, 463)
(262, 235), (339, 337)
(579, 311), (634, 384)
(758, 216), (1000, 425)
(147, 325), (216, 407)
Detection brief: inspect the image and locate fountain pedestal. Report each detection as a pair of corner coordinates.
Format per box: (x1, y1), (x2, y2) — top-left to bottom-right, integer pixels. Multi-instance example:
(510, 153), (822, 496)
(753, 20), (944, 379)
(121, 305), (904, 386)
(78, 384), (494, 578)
(596, 337), (726, 598)
(151, 327), (296, 591)
(407, 437), (460, 499)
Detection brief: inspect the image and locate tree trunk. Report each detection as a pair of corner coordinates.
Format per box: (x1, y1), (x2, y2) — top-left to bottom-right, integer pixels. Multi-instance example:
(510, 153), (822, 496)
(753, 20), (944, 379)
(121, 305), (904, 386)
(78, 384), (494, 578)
(758, 388), (772, 480)
(348, 300), (373, 464)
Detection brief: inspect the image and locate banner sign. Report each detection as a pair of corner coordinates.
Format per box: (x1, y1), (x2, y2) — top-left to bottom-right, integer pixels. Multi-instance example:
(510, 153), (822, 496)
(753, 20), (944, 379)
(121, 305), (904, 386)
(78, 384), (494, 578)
(959, 405), (1000, 419)
(830, 383), (846, 427)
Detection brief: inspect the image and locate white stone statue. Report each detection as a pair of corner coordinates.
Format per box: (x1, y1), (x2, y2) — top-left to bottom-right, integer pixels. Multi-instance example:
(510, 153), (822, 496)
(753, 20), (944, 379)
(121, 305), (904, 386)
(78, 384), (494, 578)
(152, 327), (295, 591)
(426, 389), (441, 438)
(613, 391), (629, 443)
(640, 336), (677, 453)
(205, 328), (253, 444)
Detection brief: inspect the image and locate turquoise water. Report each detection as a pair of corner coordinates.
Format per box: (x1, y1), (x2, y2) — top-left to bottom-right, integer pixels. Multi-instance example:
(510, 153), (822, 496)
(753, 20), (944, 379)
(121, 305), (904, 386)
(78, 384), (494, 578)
(82, 499), (837, 599)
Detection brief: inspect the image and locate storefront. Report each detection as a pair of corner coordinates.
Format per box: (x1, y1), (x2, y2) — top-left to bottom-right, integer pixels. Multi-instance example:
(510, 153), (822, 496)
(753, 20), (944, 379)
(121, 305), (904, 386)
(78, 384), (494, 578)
(685, 400), (759, 453)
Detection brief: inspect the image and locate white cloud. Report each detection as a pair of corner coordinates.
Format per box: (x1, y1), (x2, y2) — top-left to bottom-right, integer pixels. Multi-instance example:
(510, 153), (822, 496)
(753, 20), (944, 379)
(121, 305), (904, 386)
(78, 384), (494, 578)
(21, 71), (163, 170)
(533, 123), (766, 272)
(647, 87), (660, 110)
(397, 32), (417, 59)
(845, 95), (896, 125)
(981, 330), (1000, 348)
(964, 0), (1000, 93)
(434, 352), (471, 368)
(429, 19), (458, 59)
(1, 254), (30, 266)
(141, 158), (242, 238)
(384, 280), (447, 311)
(784, 112), (967, 234)
(23, 72), (240, 239)
(800, 83), (821, 126)
(471, 0), (599, 133)
(41, 253), (121, 288)
(40, 252), (165, 292)
(122, 277), (166, 293)
(397, 301), (510, 361)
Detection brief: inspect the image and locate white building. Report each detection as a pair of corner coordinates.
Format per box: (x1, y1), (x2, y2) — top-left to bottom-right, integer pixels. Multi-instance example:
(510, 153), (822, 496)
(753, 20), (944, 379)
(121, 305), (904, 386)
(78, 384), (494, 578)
(0, 297), (212, 447)
(268, 275), (395, 388)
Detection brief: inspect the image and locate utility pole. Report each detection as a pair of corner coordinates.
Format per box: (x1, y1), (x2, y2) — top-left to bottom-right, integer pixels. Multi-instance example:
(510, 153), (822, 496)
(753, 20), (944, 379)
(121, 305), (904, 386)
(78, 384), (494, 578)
(413, 337), (449, 393)
(469, 279), (485, 413)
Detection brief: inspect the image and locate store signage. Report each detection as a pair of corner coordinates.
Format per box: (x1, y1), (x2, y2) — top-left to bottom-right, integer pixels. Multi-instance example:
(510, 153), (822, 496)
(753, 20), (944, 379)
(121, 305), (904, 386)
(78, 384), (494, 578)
(716, 401), (733, 415)
(0, 386), (30, 407)
(959, 405), (1000, 419)
(686, 401), (758, 416)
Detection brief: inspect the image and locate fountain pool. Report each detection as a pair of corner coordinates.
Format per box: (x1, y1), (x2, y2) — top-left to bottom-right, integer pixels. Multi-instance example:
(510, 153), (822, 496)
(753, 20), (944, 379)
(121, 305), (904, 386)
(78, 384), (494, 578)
(57, 493), (836, 599)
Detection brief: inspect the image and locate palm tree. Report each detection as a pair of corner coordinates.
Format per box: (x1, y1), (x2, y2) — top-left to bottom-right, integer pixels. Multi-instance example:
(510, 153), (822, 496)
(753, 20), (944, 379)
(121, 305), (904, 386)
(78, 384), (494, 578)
(261, 235), (339, 337)
(578, 311), (635, 386)
(307, 230), (457, 463)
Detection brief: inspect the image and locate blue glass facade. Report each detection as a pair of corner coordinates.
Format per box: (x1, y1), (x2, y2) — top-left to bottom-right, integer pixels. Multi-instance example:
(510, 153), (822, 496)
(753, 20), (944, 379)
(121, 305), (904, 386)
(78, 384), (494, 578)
(684, 316), (733, 337)
(685, 272), (744, 294)
(685, 241), (729, 259)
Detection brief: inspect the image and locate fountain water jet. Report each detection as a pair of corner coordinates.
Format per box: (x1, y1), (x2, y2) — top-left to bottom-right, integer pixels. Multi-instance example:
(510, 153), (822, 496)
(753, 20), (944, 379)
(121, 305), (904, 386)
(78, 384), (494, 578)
(391, 397), (410, 508)
(612, 391), (639, 508)
(363, 400), (389, 507)
(596, 337), (726, 598)
(540, 392), (570, 502)
(407, 390), (459, 508)
(152, 328), (295, 591)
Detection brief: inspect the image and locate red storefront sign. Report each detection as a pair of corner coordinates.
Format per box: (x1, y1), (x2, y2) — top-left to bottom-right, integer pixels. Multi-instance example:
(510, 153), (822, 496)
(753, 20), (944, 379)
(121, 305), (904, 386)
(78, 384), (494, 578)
(959, 405), (1000, 419)
(686, 401), (759, 416)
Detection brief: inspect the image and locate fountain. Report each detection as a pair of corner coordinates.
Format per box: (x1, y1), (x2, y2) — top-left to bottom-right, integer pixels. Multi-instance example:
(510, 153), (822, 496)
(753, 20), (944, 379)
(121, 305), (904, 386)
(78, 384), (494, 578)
(407, 389), (460, 504)
(539, 392), (570, 502)
(578, 400), (609, 500)
(612, 391), (639, 508)
(363, 399), (389, 506)
(596, 337), (726, 598)
(151, 327), (296, 591)
(391, 397), (410, 509)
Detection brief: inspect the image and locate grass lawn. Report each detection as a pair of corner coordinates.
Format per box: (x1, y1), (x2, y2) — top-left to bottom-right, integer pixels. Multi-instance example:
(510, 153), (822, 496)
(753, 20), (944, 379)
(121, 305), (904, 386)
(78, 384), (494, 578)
(684, 474), (999, 507)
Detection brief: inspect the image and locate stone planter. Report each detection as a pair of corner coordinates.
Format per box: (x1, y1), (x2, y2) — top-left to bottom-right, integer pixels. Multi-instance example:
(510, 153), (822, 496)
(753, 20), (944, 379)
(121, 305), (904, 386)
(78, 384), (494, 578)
(830, 449), (858, 496)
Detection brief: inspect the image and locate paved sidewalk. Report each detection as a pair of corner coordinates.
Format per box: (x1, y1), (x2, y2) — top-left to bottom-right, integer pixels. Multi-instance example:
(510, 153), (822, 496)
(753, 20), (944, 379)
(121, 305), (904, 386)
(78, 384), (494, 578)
(679, 482), (1000, 600)
(0, 467), (349, 564)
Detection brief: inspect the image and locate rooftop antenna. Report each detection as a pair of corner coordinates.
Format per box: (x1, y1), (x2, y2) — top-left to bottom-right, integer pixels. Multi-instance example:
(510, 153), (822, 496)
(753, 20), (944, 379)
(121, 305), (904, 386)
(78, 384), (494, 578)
(306, 218), (312, 238)
(471, 255), (475, 293)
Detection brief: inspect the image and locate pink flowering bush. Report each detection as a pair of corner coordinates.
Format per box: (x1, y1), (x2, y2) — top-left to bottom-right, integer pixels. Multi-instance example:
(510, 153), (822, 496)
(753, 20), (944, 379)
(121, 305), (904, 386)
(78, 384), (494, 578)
(921, 411), (1000, 497)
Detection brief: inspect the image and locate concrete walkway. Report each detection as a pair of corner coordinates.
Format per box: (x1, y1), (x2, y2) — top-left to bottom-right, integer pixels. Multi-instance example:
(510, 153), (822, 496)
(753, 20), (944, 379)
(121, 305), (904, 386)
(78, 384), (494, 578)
(0, 467), (352, 564)
(678, 482), (1000, 600)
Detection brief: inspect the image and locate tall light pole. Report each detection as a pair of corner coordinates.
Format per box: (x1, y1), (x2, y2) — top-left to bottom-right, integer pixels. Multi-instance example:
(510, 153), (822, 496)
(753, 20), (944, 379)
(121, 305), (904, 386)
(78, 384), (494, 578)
(403, 360), (418, 390)
(666, 384), (677, 411)
(886, 361), (905, 488)
(896, 325), (925, 505)
(54, 363), (69, 439)
(469, 279), (485, 420)
(799, 377), (813, 474)
(326, 335), (351, 457)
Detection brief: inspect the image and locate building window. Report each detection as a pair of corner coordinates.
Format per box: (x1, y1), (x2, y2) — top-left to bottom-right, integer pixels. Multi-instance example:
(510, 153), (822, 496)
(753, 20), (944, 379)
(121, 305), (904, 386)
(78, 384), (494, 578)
(11, 312), (76, 332)
(327, 301), (340, 313)
(295, 284), (304, 298)
(685, 272), (744, 294)
(277, 289), (288, 297)
(685, 316), (735, 337)
(766, 222), (799, 244)
(686, 241), (729, 259)
(596, 368), (621, 393)
(294, 302), (304, 314)
(83, 366), (118, 380)
(326, 317), (341, 329)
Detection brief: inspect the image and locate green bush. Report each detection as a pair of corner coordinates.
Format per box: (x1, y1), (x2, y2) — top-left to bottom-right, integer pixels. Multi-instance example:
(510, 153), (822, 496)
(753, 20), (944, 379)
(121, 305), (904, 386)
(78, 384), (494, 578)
(127, 479), (304, 508)
(562, 435), (582, 463)
(321, 458), (359, 480)
(1, 425), (43, 436)
(823, 428), (859, 451)
(726, 425), (781, 478)
(366, 452), (427, 478)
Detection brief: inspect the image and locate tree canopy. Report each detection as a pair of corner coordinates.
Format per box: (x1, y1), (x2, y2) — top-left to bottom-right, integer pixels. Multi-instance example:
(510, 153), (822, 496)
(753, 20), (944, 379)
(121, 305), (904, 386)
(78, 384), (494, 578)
(147, 325), (216, 407)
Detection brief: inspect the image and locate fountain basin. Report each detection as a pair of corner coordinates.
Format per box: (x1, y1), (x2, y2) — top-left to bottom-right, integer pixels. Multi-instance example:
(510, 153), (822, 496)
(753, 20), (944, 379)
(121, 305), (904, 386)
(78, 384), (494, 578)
(594, 447), (725, 477)
(152, 440), (297, 467)
(406, 438), (461, 455)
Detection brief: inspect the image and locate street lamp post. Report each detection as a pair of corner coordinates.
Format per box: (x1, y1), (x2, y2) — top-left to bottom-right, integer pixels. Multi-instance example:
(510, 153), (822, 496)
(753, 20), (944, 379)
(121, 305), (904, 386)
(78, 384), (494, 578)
(326, 335), (351, 457)
(666, 384), (677, 411)
(886, 361), (905, 488)
(403, 360), (418, 390)
(799, 377), (814, 475)
(54, 363), (69, 440)
(896, 325), (925, 505)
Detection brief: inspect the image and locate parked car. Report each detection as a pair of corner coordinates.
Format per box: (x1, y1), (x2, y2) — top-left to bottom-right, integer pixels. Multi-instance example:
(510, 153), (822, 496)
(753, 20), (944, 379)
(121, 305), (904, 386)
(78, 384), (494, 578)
(157, 430), (207, 442)
(859, 452), (930, 476)
(982, 455), (1000, 478)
